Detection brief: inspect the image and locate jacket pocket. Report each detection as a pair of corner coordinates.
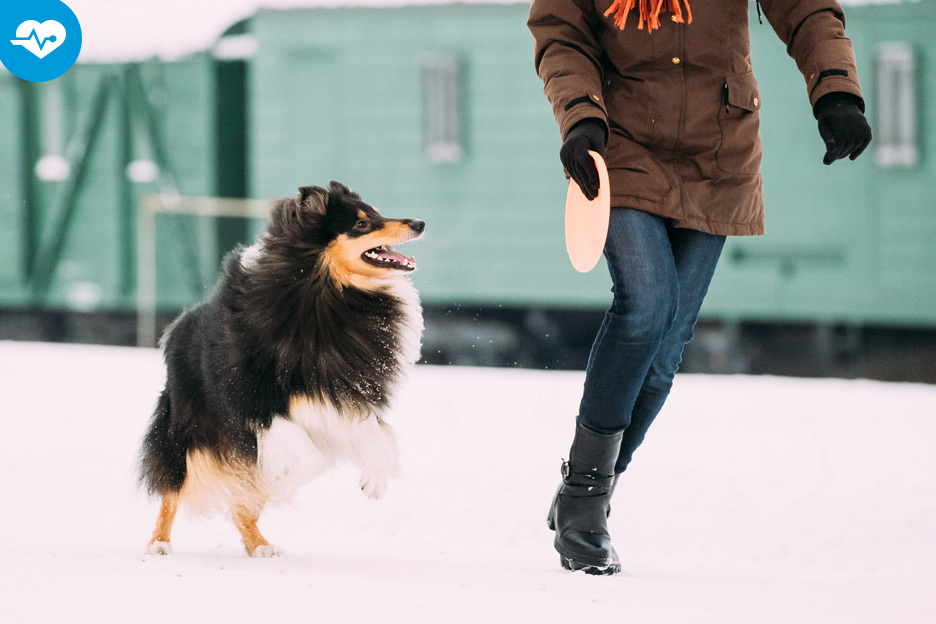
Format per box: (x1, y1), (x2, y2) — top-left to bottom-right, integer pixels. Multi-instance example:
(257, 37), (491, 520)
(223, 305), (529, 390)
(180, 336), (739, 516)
(605, 72), (657, 146)
(716, 72), (762, 174)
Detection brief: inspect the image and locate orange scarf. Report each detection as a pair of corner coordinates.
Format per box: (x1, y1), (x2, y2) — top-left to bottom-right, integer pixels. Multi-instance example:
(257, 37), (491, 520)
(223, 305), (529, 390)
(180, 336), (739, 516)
(604, 0), (693, 32)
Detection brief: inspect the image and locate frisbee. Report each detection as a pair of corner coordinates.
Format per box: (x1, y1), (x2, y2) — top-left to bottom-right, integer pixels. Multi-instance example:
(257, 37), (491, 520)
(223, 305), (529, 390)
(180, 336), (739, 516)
(564, 150), (611, 273)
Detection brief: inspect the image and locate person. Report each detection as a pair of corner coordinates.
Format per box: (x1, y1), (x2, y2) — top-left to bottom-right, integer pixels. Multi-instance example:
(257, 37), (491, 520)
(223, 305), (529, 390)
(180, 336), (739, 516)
(528, 0), (872, 575)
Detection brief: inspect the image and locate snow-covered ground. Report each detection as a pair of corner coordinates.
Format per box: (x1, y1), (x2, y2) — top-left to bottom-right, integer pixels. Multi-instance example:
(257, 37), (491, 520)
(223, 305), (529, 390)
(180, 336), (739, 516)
(1, 341), (934, 623)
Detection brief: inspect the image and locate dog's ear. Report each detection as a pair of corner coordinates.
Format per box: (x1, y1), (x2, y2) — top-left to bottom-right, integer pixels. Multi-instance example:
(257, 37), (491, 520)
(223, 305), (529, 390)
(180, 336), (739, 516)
(298, 186), (328, 215)
(328, 181), (361, 202)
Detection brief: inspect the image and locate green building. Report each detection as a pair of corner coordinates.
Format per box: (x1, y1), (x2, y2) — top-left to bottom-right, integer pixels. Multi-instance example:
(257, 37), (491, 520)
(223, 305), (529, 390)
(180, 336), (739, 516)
(1, 1), (934, 372)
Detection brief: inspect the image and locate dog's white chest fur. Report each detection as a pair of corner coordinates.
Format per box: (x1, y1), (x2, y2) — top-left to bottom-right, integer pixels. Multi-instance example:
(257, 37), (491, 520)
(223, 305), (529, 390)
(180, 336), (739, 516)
(258, 397), (401, 502)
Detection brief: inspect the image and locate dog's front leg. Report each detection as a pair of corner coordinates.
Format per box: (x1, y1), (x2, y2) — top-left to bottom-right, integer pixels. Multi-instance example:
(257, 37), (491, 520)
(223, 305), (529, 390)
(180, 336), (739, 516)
(353, 416), (399, 500)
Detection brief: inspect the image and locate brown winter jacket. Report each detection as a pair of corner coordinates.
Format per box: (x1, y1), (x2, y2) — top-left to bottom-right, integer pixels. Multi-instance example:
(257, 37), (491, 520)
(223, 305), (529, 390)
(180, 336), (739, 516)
(528, 0), (865, 236)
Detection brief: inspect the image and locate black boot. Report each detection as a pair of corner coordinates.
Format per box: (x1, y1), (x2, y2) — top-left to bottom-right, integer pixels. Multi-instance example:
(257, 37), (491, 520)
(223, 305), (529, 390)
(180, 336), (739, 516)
(607, 473), (620, 518)
(546, 423), (623, 575)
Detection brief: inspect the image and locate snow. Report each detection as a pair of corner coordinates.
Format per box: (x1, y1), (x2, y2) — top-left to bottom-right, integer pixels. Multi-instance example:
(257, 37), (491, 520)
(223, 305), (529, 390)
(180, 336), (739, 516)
(65, 0), (920, 63)
(66, 0), (529, 62)
(1, 340), (934, 622)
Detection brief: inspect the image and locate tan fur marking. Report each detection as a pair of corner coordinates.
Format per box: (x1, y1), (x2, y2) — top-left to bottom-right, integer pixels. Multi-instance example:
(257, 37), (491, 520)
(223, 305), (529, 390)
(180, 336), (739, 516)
(178, 449), (268, 517)
(320, 221), (420, 290)
(232, 505), (270, 555)
(148, 492), (179, 546)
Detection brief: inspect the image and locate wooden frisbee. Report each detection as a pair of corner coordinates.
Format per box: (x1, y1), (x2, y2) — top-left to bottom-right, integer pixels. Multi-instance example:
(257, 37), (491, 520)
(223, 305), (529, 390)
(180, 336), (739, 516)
(564, 150), (611, 273)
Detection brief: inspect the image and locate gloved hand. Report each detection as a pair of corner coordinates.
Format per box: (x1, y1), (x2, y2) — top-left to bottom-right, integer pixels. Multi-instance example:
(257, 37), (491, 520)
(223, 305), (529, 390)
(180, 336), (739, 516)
(814, 92), (872, 165)
(560, 119), (607, 200)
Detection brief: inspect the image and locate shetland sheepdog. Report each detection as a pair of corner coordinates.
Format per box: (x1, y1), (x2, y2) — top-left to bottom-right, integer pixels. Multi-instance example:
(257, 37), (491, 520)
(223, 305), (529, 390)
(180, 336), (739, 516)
(139, 181), (424, 557)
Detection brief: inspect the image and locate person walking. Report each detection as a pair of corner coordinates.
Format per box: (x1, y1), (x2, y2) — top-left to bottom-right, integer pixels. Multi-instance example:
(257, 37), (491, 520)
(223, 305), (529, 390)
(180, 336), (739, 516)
(528, 0), (872, 575)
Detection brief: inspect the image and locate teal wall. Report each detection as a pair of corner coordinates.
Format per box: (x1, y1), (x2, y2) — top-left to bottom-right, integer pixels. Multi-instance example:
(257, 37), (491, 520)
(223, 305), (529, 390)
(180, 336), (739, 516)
(2, 1), (934, 327)
(0, 72), (25, 304)
(135, 59), (228, 309)
(247, 2), (936, 326)
(0, 60), (221, 311)
(706, 2), (936, 326)
(249, 5), (599, 308)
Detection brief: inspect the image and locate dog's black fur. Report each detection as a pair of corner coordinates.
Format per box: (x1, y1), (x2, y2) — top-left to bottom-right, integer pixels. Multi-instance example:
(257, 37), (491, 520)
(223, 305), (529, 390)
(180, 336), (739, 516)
(139, 182), (423, 555)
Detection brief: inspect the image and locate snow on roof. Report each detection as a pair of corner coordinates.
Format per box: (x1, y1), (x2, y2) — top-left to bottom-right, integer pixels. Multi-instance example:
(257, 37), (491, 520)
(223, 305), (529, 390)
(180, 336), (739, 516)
(68, 0), (920, 63)
(69, 0), (528, 63)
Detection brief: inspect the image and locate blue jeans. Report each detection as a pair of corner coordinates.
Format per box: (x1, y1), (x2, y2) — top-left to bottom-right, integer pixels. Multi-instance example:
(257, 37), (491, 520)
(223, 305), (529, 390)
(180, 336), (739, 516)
(577, 209), (725, 473)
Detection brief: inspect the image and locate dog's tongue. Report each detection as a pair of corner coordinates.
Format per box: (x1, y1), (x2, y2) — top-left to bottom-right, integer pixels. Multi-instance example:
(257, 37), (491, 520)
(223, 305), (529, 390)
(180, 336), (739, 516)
(379, 249), (416, 267)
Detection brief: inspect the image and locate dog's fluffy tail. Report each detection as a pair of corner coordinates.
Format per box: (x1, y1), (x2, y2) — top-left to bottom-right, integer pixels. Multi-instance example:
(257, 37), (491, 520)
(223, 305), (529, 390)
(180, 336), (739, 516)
(140, 389), (188, 496)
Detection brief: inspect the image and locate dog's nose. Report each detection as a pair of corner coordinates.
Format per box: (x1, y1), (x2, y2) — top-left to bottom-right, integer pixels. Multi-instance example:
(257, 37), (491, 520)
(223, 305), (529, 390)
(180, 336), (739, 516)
(406, 219), (426, 234)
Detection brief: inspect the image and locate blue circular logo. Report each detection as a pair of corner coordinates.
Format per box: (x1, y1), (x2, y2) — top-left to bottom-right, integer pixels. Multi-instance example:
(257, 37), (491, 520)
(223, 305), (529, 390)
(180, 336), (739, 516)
(0, 0), (82, 83)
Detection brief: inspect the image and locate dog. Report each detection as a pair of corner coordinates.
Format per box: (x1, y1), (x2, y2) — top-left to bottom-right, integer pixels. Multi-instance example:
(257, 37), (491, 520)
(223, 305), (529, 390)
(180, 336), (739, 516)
(139, 181), (424, 557)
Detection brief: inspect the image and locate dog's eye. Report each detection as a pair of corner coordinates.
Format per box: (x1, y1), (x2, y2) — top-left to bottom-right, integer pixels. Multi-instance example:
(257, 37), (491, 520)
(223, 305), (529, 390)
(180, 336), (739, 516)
(353, 220), (369, 232)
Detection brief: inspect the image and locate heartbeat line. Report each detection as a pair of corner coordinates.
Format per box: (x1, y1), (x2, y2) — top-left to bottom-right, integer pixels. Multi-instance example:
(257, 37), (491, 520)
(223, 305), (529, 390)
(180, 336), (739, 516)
(14, 29), (58, 52)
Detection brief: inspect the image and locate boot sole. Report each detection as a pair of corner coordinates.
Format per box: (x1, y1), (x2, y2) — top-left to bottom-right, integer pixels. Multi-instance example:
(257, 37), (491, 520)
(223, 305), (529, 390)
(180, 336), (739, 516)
(560, 555), (622, 576)
(554, 535), (621, 573)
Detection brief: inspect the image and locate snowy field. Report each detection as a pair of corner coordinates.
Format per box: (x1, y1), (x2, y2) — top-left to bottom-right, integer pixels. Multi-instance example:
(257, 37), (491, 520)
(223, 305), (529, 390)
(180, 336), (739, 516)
(1, 341), (934, 623)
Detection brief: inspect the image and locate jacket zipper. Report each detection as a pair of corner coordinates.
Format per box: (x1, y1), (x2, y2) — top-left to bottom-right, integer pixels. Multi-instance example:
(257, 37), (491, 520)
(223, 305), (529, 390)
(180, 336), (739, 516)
(675, 22), (687, 151)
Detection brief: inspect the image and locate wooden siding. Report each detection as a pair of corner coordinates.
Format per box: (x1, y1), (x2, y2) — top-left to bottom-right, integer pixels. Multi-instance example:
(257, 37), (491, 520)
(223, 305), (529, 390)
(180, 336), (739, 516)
(0, 72), (24, 303)
(249, 5), (610, 308)
(706, 2), (936, 326)
(0, 60), (219, 311)
(247, 2), (936, 326)
(1, 1), (933, 327)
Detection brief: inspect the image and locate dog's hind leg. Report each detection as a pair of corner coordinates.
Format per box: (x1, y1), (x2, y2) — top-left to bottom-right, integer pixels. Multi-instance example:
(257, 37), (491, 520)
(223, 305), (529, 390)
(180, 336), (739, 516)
(145, 492), (179, 555)
(355, 416), (400, 500)
(233, 505), (282, 558)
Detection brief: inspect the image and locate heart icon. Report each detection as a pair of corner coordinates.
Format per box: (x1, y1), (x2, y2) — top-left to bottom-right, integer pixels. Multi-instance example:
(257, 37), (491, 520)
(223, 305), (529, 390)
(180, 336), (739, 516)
(11, 20), (67, 60)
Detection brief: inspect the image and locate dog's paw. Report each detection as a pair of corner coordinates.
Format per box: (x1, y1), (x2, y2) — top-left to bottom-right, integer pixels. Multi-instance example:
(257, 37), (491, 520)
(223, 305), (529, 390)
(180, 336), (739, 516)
(250, 544), (284, 558)
(354, 416), (398, 500)
(145, 540), (172, 556)
(360, 472), (390, 500)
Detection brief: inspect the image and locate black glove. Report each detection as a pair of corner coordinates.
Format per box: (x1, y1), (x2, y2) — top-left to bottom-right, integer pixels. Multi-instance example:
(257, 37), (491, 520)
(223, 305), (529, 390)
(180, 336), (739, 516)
(560, 119), (607, 200)
(814, 92), (872, 165)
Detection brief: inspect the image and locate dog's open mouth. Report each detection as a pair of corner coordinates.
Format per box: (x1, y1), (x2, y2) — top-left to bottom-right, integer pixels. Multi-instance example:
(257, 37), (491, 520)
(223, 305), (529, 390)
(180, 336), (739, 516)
(362, 246), (416, 271)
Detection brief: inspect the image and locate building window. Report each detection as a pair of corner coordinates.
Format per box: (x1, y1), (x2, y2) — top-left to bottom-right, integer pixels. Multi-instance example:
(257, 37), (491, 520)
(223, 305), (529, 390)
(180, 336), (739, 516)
(875, 42), (917, 168)
(423, 55), (462, 164)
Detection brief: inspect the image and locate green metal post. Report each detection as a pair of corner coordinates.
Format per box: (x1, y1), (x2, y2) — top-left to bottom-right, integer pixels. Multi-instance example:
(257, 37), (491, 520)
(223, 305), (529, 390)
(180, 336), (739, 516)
(17, 78), (40, 282)
(118, 67), (136, 298)
(214, 57), (250, 258)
